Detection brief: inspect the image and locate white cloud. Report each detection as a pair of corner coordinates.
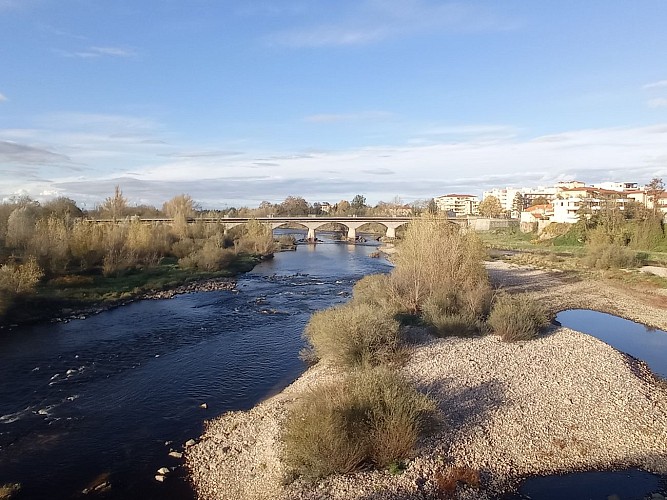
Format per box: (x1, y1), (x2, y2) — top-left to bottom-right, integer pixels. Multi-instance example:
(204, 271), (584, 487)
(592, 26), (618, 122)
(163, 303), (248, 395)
(643, 80), (667, 90)
(648, 98), (667, 108)
(5, 120), (667, 209)
(270, 0), (517, 47)
(54, 46), (137, 59)
(0, 92), (6, 102)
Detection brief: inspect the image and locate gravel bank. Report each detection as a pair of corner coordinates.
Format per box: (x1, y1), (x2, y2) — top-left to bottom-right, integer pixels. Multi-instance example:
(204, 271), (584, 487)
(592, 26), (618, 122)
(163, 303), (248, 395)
(187, 262), (667, 499)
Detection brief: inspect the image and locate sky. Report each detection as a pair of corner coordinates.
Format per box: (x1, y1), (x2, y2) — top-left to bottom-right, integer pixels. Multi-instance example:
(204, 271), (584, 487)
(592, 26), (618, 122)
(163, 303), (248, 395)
(1, 0), (667, 210)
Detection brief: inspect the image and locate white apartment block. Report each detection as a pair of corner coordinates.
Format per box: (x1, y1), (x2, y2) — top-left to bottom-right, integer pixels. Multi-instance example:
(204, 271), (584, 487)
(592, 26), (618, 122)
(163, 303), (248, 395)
(482, 186), (557, 212)
(434, 194), (480, 216)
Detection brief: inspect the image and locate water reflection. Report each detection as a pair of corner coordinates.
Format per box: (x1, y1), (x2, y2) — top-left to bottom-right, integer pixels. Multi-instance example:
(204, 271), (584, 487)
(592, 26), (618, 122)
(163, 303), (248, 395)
(556, 309), (667, 378)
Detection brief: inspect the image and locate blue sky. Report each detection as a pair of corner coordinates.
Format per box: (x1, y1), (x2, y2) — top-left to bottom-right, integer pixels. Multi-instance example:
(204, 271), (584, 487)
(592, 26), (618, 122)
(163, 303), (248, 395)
(1, 0), (667, 209)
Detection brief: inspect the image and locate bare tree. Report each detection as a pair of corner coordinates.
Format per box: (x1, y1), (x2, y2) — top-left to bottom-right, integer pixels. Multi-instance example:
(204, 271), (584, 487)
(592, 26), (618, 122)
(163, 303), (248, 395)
(646, 177), (665, 216)
(162, 194), (197, 219)
(101, 185), (128, 220)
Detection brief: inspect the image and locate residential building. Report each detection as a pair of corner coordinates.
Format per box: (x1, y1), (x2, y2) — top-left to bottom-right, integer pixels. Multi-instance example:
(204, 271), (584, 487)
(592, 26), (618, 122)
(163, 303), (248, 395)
(591, 181), (639, 191)
(434, 194), (479, 216)
(483, 186), (558, 213)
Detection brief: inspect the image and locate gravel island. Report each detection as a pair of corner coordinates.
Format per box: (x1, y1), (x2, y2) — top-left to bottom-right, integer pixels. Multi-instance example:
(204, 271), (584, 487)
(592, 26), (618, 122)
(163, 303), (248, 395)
(186, 261), (667, 499)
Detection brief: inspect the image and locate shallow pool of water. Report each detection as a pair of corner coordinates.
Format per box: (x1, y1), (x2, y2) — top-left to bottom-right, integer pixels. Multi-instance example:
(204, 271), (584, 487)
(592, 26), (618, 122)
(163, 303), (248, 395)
(508, 469), (666, 500)
(556, 309), (667, 378)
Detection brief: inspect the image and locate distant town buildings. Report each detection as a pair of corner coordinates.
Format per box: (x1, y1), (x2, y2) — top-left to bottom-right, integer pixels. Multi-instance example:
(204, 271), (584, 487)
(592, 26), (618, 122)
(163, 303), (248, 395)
(434, 194), (480, 217)
(482, 179), (665, 230)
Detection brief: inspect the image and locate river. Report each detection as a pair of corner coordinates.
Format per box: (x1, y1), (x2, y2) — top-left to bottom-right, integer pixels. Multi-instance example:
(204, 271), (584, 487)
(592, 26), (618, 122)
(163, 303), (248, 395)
(0, 235), (391, 499)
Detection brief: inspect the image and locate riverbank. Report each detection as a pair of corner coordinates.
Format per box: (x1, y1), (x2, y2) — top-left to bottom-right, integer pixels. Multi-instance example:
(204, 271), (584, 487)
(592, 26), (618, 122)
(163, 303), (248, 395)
(186, 260), (667, 499)
(0, 254), (265, 329)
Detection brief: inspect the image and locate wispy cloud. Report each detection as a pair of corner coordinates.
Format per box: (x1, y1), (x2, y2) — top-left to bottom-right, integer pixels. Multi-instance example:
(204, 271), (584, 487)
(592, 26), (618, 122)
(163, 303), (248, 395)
(6, 120), (667, 209)
(0, 92), (7, 102)
(270, 0), (517, 48)
(643, 80), (667, 90)
(304, 111), (393, 123)
(54, 46), (137, 59)
(159, 150), (244, 159)
(648, 98), (667, 108)
(0, 140), (72, 165)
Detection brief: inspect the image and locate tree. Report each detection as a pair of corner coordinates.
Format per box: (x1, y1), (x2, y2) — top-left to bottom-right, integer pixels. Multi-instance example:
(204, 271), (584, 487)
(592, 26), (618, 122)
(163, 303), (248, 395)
(427, 198), (438, 214)
(278, 196), (309, 216)
(163, 194), (197, 219)
(43, 197), (84, 219)
(478, 196), (504, 218)
(335, 200), (351, 215)
(530, 196), (549, 207)
(101, 185), (128, 220)
(646, 177), (665, 216)
(511, 192), (525, 215)
(351, 194), (367, 215)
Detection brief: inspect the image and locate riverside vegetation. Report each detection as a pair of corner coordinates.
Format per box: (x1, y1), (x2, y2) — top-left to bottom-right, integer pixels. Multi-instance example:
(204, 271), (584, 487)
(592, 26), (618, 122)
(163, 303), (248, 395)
(282, 215), (549, 481)
(0, 191), (277, 326)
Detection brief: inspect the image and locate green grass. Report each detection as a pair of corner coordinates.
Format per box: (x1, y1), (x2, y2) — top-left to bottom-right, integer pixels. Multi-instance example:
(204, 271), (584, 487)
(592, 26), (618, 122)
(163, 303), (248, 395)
(2, 253), (262, 325)
(478, 230), (537, 251)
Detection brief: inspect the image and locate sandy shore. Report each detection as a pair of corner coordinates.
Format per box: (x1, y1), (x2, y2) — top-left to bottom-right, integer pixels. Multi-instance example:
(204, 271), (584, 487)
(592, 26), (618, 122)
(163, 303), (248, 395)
(186, 261), (667, 499)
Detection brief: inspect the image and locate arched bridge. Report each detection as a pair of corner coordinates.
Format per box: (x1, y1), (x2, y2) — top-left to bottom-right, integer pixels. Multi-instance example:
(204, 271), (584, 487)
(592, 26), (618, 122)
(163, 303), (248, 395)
(105, 216), (468, 240)
(204, 216), (466, 240)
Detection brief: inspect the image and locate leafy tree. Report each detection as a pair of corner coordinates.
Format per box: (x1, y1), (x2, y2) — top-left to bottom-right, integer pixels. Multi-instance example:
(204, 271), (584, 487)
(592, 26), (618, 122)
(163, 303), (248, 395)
(351, 194), (367, 215)
(478, 196), (504, 218)
(278, 196), (309, 216)
(427, 198), (438, 214)
(43, 197), (84, 219)
(511, 192), (525, 215)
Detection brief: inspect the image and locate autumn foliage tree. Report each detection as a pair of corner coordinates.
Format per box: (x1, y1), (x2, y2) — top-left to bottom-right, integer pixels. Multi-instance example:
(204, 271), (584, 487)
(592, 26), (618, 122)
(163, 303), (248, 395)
(478, 195), (504, 217)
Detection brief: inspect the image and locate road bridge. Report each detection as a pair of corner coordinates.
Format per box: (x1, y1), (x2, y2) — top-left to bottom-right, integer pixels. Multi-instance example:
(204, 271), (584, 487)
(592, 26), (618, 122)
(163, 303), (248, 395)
(94, 216), (468, 240)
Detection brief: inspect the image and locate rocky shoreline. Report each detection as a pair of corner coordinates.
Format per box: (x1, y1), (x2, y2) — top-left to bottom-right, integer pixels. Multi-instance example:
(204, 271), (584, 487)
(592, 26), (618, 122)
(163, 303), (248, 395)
(0, 278), (239, 330)
(186, 261), (667, 499)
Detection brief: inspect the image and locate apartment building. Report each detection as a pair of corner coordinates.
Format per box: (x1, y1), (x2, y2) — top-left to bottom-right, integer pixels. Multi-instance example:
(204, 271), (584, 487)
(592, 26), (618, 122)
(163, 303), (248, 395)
(434, 194), (480, 216)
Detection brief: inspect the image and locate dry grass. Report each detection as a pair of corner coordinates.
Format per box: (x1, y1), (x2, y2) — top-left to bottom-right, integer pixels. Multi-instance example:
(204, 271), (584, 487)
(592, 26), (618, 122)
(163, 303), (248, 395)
(282, 368), (435, 480)
(487, 292), (550, 341)
(304, 302), (402, 368)
(433, 466), (481, 499)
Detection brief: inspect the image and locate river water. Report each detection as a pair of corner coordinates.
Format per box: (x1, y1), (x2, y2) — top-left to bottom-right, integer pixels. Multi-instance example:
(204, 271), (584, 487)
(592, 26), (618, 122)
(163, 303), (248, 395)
(0, 235), (391, 499)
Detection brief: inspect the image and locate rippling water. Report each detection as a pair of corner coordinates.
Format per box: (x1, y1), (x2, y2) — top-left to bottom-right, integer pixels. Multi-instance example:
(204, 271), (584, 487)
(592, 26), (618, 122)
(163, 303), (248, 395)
(0, 236), (391, 499)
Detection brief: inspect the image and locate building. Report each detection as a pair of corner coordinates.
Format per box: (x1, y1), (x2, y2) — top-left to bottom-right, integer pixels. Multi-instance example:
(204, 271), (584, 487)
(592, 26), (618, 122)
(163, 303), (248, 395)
(591, 181), (639, 191)
(434, 194), (479, 217)
(481, 187), (522, 213)
(483, 186), (558, 213)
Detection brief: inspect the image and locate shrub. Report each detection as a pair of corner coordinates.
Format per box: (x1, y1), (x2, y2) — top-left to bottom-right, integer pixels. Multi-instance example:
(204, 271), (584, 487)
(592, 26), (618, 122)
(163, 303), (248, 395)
(582, 242), (640, 269)
(178, 242), (235, 271)
(28, 215), (71, 274)
(304, 302), (401, 368)
(235, 219), (275, 255)
(282, 368), (435, 479)
(390, 215), (488, 315)
(0, 258), (44, 294)
(421, 297), (485, 337)
(69, 221), (106, 270)
(487, 293), (549, 341)
(351, 274), (403, 316)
